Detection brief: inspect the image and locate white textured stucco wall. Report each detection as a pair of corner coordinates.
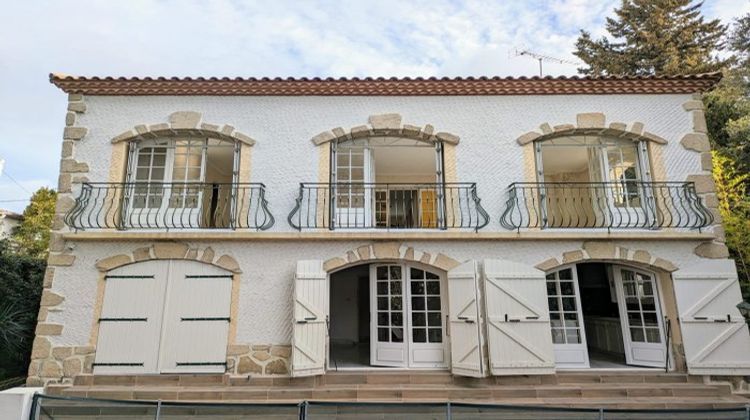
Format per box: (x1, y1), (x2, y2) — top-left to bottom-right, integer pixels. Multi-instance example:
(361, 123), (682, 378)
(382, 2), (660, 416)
(71, 94), (700, 233)
(47, 239), (707, 347)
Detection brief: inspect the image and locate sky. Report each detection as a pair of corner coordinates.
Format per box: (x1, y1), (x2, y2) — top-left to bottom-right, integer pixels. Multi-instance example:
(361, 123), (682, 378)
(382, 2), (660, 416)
(0, 0), (748, 213)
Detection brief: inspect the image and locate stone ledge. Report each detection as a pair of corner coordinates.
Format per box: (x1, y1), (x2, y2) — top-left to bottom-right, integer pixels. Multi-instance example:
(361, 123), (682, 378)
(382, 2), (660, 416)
(61, 230), (718, 242)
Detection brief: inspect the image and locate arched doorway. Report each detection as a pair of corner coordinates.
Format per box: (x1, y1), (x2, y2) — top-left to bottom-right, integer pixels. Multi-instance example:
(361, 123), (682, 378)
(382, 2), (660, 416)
(328, 262), (448, 370)
(546, 262), (667, 369)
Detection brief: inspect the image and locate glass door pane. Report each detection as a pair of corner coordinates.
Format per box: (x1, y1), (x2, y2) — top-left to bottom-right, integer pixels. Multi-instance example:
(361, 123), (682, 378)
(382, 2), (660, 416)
(545, 266), (589, 368)
(409, 267), (442, 344)
(375, 265), (404, 344)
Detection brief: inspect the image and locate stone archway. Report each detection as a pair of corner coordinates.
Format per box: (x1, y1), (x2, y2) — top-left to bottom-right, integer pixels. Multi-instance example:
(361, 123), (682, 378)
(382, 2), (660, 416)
(533, 240), (686, 371)
(533, 241), (678, 273)
(93, 242), (241, 273)
(322, 242), (462, 273)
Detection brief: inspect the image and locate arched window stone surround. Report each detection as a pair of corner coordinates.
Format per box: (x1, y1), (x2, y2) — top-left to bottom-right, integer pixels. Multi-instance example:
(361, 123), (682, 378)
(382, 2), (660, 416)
(311, 113), (460, 183)
(533, 240), (677, 273)
(515, 112), (668, 185)
(323, 241), (462, 273)
(107, 111), (257, 184)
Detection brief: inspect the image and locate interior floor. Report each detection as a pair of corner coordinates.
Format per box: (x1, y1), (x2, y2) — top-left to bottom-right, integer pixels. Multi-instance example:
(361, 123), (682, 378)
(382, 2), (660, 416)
(587, 350), (629, 369)
(329, 342), (370, 370)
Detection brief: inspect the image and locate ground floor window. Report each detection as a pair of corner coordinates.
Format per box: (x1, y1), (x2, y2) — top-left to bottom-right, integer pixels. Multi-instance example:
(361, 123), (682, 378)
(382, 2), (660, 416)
(546, 262), (667, 369)
(328, 263), (448, 369)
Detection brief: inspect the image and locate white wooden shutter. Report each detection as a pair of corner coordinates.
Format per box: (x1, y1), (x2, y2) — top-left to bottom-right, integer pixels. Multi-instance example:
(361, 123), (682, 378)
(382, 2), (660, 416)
(94, 260), (169, 374)
(672, 259), (750, 375)
(447, 260), (486, 377)
(483, 259), (555, 375)
(160, 261), (233, 373)
(291, 260), (328, 377)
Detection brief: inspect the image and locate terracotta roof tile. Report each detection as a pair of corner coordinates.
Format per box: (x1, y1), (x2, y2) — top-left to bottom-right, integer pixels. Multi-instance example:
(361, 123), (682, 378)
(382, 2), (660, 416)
(49, 72), (722, 96)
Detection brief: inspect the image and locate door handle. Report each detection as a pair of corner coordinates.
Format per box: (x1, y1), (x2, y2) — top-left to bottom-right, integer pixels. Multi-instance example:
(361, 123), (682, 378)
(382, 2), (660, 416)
(457, 316), (475, 324)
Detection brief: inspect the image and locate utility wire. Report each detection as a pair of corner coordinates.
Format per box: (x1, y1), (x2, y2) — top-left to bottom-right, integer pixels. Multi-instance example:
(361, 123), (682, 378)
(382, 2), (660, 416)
(2, 170), (32, 195)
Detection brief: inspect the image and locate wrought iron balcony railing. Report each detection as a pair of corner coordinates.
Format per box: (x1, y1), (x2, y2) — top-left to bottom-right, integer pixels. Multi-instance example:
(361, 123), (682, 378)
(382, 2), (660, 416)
(499, 182), (714, 230)
(288, 182), (489, 231)
(65, 182), (274, 230)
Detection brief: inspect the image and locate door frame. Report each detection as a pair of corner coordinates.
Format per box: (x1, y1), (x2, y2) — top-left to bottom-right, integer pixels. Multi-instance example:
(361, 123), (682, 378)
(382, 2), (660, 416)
(325, 261), (451, 371)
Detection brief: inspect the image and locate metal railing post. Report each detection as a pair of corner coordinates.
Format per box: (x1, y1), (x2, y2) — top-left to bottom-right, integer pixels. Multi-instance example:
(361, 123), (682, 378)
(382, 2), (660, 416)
(154, 399), (161, 420)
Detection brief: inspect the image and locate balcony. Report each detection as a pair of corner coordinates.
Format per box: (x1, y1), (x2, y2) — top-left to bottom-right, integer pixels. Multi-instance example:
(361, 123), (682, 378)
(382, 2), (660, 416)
(65, 182), (274, 230)
(288, 183), (489, 231)
(499, 182), (713, 230)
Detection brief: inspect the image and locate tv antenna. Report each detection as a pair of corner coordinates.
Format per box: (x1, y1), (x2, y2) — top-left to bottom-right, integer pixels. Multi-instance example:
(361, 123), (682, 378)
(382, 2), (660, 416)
(513, 48), (581, 76)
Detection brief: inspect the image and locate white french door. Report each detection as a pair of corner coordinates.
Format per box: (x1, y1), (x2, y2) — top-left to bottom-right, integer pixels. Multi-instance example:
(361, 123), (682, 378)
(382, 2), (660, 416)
(126, 139), (207, 228)
(546, 266), (589, 369)
(614, 266), (667, 367)
(333, 143), (372, 228)
(370, 264), (447, 368)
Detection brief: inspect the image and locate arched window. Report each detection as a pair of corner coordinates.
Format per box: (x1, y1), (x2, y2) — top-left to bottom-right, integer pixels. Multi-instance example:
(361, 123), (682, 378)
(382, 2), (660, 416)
(533, 135), (653, 228)
(330, 137), (444, 228)
(125, 137), (239, 227)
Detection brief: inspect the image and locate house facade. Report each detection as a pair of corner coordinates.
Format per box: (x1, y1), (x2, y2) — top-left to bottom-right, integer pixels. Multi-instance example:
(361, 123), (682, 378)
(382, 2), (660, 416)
(28, 74), (750, 394)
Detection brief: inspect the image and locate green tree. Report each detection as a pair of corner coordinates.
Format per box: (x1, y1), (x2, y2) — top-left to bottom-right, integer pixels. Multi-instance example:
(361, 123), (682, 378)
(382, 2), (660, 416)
(0, 239), (45, 381)
(574, 0), (726, 76)
(11, 187), (57, 258)
(712, 151), (750, 300)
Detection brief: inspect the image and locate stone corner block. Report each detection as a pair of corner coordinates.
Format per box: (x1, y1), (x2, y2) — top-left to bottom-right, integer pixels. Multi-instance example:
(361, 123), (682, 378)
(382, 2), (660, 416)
(582, 241), (616, 259)
(48, 253), (76, 267)
(680, 133), (711, 152)
(63, 127), (88, 140)
(40, 290), (65, 307)
(152, 242), (189, 259)
(368, 113), (402, 130)
(323, 257), (347, 273)
(576, 112), (606, 128)
(168, 111), (202, 129)
(435, 132), (460, 145)
(642, 131), (667, 145)
(233, 131), (256, 146)
(311, 131), (335, 145)
(215, 254), (241, 273)
(682, 100), (704, 111)
(535, 258), (560, 272)
(516, 131), (541, 145)
(95, 254), (133, 272)
(694, 242), (729, 259)
(372, 242), (400, 259)
(686, 174), (716, 194)
(433, 254), (460, 271)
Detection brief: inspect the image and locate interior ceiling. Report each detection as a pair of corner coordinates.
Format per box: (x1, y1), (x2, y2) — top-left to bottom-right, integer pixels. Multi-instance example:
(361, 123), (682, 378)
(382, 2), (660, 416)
(542, 147), (590, 175)
(373, 147), (436, 176)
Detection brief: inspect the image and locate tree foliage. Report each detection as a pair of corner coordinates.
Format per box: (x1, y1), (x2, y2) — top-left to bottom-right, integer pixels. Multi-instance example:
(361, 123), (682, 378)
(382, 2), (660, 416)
(574, 0), (726, 76)
(11, 187), (57, 258)
(575, 4), (750, 299)
(0, 240), (44, 381)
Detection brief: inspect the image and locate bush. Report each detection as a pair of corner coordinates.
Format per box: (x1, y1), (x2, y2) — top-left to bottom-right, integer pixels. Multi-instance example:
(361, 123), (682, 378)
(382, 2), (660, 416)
(0, 240), (45, 381)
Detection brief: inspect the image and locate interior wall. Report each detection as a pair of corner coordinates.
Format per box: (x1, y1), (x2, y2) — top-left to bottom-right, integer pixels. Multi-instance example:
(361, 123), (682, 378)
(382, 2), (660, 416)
(330, 265), (369, 345)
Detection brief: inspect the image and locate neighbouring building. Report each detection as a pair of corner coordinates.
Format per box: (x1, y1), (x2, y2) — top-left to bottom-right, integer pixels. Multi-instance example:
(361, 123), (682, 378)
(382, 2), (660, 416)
(0, 209), (22, 239)
(27, 73), (750, 407)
